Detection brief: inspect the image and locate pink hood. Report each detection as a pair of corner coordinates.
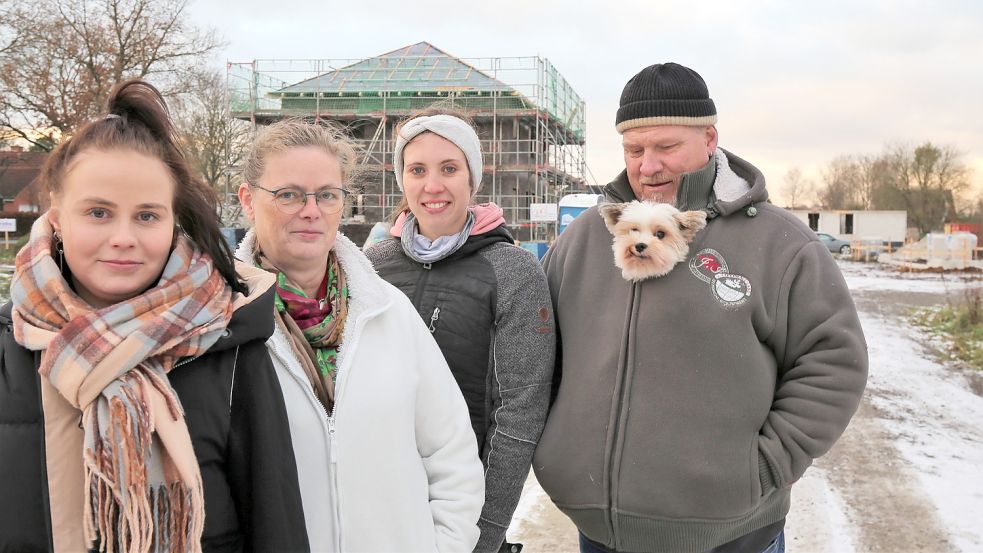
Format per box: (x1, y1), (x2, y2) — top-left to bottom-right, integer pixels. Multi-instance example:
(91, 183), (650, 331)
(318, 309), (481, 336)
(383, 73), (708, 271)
(389, 203), (506, 238)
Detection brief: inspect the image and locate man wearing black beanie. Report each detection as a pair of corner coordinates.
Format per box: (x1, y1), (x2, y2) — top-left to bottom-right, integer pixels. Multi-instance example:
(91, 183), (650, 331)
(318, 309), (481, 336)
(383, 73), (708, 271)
(534, 62), (869, 553)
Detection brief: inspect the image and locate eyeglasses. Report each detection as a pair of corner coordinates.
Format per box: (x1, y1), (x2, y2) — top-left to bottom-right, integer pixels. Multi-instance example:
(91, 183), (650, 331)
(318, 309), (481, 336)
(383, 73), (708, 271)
(251, 184), (349, 215)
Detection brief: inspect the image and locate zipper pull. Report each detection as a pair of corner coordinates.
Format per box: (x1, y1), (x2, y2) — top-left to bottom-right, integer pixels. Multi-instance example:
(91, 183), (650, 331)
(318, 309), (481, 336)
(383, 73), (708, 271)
(422, 262), (432, 270)
(328, 416), (337, 463)
(428, 307), (440, 333)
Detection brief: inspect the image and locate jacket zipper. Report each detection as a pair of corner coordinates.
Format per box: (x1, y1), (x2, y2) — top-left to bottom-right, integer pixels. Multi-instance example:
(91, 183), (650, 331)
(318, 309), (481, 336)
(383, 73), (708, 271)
(326, 315), (364, 552)
(269, 326), (342, 551)
(427, 306), (440, 333)
(608, 280), (639, 545)
(172, 329), (229, 370)
(172, 355), (199, 370)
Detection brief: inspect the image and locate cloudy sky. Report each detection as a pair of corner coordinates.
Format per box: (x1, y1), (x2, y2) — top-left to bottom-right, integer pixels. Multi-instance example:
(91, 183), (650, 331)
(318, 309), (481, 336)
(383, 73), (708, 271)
(189, 0), (983, 205)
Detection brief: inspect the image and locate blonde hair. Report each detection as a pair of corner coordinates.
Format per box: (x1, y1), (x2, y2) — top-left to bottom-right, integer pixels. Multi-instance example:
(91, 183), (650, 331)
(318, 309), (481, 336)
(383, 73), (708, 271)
(243, 118), (360, 189)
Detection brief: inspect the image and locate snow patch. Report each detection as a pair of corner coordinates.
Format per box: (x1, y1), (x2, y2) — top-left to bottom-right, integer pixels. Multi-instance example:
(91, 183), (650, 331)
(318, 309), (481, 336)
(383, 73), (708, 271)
(839, 261), (980, 294)
(860, 310), (983, 551)
(786, 467), (858, 552)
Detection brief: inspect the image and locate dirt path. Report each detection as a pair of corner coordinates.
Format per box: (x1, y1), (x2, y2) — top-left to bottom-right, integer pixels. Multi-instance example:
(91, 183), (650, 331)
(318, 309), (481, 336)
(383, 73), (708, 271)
(507, 262), (983, 552)
(814, 400), (953, 552)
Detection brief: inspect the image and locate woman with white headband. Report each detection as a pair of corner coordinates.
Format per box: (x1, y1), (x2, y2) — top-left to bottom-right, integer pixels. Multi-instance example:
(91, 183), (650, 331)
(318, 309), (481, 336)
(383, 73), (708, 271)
(365, 107), (555, 553)
(235, 117), (484, 552)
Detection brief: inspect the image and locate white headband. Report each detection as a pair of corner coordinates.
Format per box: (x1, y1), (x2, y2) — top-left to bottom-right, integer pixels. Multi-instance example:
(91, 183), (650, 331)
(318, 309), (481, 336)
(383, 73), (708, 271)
(393, 114), (483, 196)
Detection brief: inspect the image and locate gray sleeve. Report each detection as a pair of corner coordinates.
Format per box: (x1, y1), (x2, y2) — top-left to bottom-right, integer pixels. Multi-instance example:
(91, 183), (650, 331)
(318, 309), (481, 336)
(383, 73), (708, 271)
(362, 238), (400, 268)
(473, 245), (556, 553)
(759, 240), (868, 493)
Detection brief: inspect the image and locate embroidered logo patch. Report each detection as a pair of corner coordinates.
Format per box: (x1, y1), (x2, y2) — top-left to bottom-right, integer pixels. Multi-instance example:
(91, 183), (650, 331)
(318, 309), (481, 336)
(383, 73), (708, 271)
(688, 248), (751, 307)
(535, 306), (553, 334)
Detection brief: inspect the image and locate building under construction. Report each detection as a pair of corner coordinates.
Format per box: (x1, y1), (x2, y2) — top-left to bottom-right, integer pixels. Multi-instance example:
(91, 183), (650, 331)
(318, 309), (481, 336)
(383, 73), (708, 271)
(227, 42), (586, 241)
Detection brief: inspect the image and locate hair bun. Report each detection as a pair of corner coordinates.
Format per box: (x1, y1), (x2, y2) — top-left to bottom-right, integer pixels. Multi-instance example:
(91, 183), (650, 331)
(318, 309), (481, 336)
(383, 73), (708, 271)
(104, 78), (174, 142)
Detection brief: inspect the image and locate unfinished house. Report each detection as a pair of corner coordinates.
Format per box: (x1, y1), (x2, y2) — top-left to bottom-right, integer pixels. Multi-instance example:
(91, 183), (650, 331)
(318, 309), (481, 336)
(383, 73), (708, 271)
(228, 42), (586, 241)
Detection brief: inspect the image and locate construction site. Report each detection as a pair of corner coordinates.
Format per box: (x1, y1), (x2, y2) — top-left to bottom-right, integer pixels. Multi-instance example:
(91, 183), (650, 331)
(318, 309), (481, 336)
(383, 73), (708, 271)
(227, 42), (587, 241)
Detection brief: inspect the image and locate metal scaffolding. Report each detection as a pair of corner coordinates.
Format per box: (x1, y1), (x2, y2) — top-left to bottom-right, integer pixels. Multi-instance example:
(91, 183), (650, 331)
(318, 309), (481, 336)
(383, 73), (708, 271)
(227, 42), (587, 240)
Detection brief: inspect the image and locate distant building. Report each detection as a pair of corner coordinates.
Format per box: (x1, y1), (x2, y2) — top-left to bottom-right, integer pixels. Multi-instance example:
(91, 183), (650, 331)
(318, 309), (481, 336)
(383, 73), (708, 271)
(944, 222), (983, 244)
(0, 151), (46, 215)
(228, 42), (587, 240)
(788, 209), (908, 244)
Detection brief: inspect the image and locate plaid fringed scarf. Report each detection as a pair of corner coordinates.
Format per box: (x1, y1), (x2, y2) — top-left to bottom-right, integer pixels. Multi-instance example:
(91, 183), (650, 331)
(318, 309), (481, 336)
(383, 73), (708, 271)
(10, 215), (234, 553)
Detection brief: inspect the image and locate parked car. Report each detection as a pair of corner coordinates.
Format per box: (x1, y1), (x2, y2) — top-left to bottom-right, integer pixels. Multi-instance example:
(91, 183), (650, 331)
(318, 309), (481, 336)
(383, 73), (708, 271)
(816, 232), (852, 255)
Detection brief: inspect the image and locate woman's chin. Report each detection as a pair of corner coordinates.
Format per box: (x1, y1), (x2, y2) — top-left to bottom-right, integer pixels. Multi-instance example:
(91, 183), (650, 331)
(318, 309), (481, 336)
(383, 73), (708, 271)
(417, 217), (467, 239)
(285, 241), (334, 263)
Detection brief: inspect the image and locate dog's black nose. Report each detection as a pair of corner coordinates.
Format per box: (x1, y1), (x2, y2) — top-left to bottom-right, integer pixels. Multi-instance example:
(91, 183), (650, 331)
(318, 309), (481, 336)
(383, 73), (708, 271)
(635, 243), (647, 252)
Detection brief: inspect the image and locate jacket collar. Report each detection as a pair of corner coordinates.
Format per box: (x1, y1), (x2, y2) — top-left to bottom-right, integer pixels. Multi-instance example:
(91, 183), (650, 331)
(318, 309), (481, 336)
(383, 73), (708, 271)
(234, 228), (393, 339)
(602, 148), (768, 217)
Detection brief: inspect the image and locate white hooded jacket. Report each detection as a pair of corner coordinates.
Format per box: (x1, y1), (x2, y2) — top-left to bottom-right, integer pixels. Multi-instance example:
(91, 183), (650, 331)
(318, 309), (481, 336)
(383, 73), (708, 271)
(236, 229), (484, 552)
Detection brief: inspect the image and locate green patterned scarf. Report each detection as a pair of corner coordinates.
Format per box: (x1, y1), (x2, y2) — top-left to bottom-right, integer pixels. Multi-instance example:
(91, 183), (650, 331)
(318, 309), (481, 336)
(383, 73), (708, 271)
(256, 250), (348, 410)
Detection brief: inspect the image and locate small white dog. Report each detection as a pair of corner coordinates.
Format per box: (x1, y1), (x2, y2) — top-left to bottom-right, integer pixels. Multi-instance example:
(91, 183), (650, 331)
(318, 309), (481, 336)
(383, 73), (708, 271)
(599, 201), (708, 282)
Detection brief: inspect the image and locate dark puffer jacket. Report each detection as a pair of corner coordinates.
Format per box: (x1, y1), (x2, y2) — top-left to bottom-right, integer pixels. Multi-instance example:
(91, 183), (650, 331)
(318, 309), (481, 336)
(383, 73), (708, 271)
(365, 225), (555, 553)
(0, 287), (310, 553)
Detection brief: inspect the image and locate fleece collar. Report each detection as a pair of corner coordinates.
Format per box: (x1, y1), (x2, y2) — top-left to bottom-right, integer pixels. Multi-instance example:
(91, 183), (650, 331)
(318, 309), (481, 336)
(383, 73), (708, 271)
(602, 148), (768, 217)
(234, 228), (393, 368)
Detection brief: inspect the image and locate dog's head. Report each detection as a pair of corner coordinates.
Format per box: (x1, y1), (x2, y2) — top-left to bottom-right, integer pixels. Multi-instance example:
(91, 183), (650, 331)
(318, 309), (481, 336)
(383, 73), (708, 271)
(599, 201), (707, 281)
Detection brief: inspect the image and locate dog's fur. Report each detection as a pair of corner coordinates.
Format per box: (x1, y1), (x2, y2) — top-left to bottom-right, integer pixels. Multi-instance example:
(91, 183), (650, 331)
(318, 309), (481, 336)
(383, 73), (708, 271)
(599, 201), (708, 282)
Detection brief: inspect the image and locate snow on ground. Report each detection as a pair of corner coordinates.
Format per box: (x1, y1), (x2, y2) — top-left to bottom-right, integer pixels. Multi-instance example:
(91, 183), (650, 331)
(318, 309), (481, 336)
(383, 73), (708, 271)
(852, 309), (983, 551)
(785, 261), (983, 551)
(785, 467), (857, 552)
(838, 260), (981, 294)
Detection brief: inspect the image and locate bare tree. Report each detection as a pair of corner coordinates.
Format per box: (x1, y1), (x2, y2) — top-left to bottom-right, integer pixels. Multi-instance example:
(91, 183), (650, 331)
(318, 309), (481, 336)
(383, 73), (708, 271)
(0, 0), (223, 150)
(781, 167), (814, 209)
(176, 69), (252, 216)
(855, 154), (893, 211)
(886, 142), (970, 235)
(817, 156), (862, 210)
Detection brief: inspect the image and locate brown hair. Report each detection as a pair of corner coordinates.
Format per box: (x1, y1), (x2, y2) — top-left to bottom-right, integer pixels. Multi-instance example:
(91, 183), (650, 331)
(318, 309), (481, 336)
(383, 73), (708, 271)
(242, 117), (359, 189)
(40, 78), (246, 294)
(389, 103), (478, 224)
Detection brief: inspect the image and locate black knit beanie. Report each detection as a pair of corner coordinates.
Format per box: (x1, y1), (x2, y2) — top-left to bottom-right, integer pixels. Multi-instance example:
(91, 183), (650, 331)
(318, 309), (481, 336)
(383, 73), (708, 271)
(615, 63), (717, 134)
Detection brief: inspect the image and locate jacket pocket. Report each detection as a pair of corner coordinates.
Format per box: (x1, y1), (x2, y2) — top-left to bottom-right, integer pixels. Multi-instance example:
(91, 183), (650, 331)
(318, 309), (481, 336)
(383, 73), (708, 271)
(757, 441), (778, 497)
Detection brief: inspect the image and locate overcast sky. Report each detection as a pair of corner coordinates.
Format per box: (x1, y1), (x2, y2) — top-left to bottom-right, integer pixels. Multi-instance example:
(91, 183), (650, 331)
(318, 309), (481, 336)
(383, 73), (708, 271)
(189, 0), (983, 205)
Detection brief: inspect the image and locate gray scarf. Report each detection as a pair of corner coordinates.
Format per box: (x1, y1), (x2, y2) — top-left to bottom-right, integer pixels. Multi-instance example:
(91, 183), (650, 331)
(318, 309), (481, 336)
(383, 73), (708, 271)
(400, 211), (476, 263)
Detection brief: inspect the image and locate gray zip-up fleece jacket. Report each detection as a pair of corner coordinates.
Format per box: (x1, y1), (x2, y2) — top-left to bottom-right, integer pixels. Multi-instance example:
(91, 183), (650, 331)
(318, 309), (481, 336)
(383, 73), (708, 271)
(533, 148), (868, 552)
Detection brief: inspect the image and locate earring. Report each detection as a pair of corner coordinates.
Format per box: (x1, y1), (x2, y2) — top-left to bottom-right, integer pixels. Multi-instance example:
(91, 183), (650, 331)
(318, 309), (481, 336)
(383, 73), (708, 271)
(53, 231), (64, 272)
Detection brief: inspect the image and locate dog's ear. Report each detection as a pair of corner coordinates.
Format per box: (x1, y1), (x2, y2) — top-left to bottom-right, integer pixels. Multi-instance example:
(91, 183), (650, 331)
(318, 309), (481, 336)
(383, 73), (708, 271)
(599, 203), (626, 232)
(673, 210), (708, 242)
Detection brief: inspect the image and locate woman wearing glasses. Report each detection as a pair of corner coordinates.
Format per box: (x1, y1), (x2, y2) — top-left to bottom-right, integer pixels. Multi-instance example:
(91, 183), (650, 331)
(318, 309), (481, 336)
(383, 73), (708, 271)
(235, 118), (484, 552)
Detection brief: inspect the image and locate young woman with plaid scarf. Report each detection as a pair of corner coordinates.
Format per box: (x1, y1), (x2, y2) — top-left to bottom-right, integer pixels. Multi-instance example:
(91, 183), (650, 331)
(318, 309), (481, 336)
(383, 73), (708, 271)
(0, 80), (308, 552)
(234, 118), (484, 552)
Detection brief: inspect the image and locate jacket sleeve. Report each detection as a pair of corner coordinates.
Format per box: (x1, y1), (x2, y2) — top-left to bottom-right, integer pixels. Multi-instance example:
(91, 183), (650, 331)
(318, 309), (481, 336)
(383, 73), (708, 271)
(226, 340), (311, 553)
(0, 305), (52, 551)
(759, 240), (868, 493)
(473, 248), (555, 552)
(411, 310), (486, 553)
(542, 227), (574, 407)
